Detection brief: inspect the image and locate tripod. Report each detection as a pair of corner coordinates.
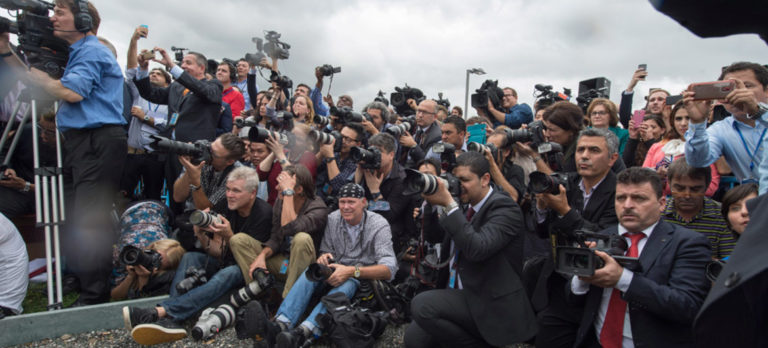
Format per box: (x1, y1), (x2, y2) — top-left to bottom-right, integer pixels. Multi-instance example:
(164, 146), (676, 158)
(0, 92), (66, 310)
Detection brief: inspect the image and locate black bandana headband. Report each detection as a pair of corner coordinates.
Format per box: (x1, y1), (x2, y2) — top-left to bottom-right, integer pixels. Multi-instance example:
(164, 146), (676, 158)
(338, 183), (365, 199)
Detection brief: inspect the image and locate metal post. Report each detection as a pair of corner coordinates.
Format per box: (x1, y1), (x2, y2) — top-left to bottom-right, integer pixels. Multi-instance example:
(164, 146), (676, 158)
(464, 70), (470, 120)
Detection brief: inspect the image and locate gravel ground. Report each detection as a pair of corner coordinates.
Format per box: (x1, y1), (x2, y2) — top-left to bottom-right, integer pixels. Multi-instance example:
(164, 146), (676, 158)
(8, 323), (407, 348)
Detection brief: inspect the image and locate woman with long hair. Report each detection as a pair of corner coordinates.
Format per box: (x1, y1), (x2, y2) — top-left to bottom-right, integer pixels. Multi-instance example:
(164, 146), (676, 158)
(623, 113), (665, 167)
(587, 98), (629, 155)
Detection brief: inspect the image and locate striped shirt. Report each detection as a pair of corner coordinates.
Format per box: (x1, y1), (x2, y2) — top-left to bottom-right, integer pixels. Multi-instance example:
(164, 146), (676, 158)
(663, 197), (735, 259)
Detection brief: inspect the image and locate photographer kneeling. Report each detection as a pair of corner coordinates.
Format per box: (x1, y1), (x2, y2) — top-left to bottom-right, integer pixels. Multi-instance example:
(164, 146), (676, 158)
(229, 164), (328, 298)
(251, 183), (396, 347)
(122, 166), (272, 345)
(405, 152), (536, 348)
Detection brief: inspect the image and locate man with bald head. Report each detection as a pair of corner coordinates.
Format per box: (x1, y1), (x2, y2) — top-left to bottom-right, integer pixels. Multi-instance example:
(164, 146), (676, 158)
(399, 99), (443, 167)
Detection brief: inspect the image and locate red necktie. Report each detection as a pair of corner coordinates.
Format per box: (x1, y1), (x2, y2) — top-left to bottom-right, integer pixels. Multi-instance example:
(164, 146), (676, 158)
(466, 207), (475, 221)
(599, 232), (645, 348)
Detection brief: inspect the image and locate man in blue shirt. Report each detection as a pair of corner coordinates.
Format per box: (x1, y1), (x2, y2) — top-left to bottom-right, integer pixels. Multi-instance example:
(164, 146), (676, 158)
(484, 87), (533, 129)
(684, 62), (768, 191)
(1, 0), (127, 306)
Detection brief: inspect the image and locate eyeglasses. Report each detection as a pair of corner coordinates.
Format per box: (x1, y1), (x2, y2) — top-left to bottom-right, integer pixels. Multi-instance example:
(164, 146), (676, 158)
(342, 135), (359, 144)
(590, 111), (608, 116)
(416, 109), (435, 115)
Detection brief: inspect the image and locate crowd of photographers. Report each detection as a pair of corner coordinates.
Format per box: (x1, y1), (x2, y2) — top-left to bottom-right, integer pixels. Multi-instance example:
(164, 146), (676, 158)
(1, 1), (768, 347)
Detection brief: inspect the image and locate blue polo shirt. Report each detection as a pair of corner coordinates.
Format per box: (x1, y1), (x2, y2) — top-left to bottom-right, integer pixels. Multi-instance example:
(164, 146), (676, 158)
(57, 35), (125, 133)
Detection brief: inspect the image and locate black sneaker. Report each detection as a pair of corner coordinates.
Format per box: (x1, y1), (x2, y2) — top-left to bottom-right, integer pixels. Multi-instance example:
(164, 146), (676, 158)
(276, 327), (309, 348)
(131, 318), (187, 345)
(122, 306), (158, 330)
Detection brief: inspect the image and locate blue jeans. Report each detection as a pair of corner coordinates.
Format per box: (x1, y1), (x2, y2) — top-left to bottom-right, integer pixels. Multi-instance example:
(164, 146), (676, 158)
(161, 252), (244, 320)
(276, 270), (359, 334)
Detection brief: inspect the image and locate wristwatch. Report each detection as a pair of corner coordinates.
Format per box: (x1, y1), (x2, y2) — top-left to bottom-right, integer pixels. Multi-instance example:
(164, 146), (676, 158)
(144, 115), (151, 123)
(282, 188), (295, 196)
(353, 264), (361, 279)
(323, 156), (336, 164)
(747, 102), (768, 120)
(441, 200), (459, 218)
(21, 181), (31, 193)
(278, 158), (289, 166)
(189, 184), (201, 192)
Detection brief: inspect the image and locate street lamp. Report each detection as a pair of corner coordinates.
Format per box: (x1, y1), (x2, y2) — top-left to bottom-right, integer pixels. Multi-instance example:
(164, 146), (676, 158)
(464, 68), (486, 119)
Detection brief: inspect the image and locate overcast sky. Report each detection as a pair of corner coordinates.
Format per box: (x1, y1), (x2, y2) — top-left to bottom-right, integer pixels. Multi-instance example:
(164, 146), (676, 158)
(4, 0), (768, 114)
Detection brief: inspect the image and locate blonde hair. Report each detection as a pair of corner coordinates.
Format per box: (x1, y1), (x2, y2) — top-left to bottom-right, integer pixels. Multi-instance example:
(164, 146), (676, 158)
(149, 239), (185, 271)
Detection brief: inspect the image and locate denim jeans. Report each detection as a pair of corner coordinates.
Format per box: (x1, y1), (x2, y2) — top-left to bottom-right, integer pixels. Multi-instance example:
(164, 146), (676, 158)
(275, 269), (359, 334)
(161, 252), (244, 320)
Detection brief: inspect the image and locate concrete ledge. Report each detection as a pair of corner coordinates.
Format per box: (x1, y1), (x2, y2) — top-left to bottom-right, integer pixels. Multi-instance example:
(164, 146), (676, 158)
(0, 295), (168, 347)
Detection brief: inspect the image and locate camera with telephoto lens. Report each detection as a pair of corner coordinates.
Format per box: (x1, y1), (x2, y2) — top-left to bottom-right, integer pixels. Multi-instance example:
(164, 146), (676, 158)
(244, 37), (266, 66)
(192, 304), (236, 341)
(234, 116), (258, 129)
(318, 64), (341, 76)
(466, 141), (500, 160)
(230, 268), (275, 308)
(0, 0), (69, 78)
(375, 90), (389, 106)
(247, 127), (292, 146)
(314, 114), (331, 128)
(119, 245), (162, 271)
(305, 259), (335, 282)
(263, 30), (290, 60)
(471, 79), (504, 112)
(309, 130), (342, 152)
(403, 169), (461, 198)
(176, 266), (208, 295)
(534, 84), (572, 109)
(390, 85), (425, 116)
(149, 135), (211, 165)
(528, 171), (569, 195)
(385, 120), (413, 138)
(331, 106), (369, 125)
(189, 210), (222, 228)
(350, 146), (381, 170)
(555, 229), (641, 277)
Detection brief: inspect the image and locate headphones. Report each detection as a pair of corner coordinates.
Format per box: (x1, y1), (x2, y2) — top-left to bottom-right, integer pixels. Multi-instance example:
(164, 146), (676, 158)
(221, 61), (236, 83)
(73, 0), (93, 33)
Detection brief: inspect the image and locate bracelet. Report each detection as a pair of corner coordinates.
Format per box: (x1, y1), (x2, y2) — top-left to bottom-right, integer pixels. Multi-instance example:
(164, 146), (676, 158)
(0, 51), (13, 58)
(371, 192), (382, 200)
(532, 156), (542, 162)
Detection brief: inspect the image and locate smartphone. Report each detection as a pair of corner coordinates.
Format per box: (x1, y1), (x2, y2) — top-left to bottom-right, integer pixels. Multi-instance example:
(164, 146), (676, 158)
(140, 50), (155, 60)
(139, 24), (148, 38)
(632, 109), (646, 128)
(666, 95), (683, 105)
(691, 80), (736, 100)
(638, 64), (647, 71)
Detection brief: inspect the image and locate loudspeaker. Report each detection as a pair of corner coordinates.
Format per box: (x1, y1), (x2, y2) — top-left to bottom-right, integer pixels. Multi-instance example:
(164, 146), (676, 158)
(578, 77), (610, 99)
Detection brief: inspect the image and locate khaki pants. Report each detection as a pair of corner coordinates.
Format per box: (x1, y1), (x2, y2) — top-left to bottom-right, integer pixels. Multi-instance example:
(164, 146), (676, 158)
(229, 232), (316, 298)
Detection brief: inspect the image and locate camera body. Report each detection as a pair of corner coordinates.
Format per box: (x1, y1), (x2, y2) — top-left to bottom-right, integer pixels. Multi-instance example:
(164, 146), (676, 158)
(555, 230), (640, 277)
(432, 142), (457, 173)
(0, 1), (69, 78)
(331, 106), (369, 126)
(305, 259), (335, 282)
(149, 135), (212, 165)
(269, 70), (293, 90)
(247, 127), (293, 147)
(391, 85), (425, 117)
(318, 64), (341, 76)
(528, 171), (569, 195)
(119, 245), (162, 271)
(176, 266), (208, 295)
(471, 80), (504, 112)
(350, 146), (382, 170)
(244, 37), (266, 66)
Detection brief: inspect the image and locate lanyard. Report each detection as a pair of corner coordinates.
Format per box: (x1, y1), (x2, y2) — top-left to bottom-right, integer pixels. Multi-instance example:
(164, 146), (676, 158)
(734, 123), (767, 172)
(146, 100), (160, 113)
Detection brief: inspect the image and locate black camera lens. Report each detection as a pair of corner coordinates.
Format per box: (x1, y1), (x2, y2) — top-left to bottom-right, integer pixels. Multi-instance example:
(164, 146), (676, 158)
(350, 146), (381, 169)
(529, 171), (563, 195)
(305, 263), (334, 282)
(385, 122), (411, 137)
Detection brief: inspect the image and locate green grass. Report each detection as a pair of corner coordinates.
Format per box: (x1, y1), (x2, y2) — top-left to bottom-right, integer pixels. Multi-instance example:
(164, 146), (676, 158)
(22, 282), (79, 314)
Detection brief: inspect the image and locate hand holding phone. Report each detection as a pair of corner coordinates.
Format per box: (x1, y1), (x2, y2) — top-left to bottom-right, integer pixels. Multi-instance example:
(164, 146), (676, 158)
(632, 109), (645, 128)
(690, 80), (736, 100)
(140, 49), (155, 60)
(139, 24), (148, 38)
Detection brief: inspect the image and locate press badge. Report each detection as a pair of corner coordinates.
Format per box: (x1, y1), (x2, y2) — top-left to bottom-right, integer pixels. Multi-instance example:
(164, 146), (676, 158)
(169, 112), (179, 127)
(449, 268), (457, 288)
(279, 259), (289, 274)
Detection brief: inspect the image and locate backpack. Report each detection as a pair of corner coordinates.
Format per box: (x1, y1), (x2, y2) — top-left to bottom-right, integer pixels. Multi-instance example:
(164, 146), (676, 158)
(317, 292), (389, 348)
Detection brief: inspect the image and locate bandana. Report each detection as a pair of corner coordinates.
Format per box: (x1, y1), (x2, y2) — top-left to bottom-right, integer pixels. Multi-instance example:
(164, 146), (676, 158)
(338, 183), (365, 199)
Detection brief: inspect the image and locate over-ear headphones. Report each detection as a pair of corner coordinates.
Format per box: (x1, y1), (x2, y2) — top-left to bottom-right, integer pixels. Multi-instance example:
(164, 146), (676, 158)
(223, 61), (236, 83)
(73, 0), (93, 33)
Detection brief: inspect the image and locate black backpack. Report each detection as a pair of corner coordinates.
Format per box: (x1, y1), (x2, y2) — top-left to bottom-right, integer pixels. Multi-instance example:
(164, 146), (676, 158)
(317, 292), (389, 348)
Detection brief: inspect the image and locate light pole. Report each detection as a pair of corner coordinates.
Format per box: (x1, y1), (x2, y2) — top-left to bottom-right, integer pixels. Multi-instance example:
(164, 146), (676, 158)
(464, 68), (486, 119)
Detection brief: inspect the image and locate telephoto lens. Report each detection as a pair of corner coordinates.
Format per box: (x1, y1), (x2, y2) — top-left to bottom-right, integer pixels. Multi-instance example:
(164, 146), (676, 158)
(350, 146), (381, 169)
(314, 114), (331, 128)
(467, 141), (492, 153)
(189, 210), (222, 228)
(248, 127), (290, 145)
(309, 130), (335, 145)
(528, 171), (568, 195)
(305, 261), (335, 282)
(385, 122), (411, 137)
(191, 304), (236, 340)
(229, 268), (275, 308)
(403, 169), (443, 195)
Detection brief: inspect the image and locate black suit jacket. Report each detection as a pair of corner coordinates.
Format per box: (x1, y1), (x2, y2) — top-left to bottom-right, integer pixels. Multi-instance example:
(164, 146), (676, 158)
(694, 193), (768, 348)
(572, 221), (711, 348)
(135, 71), (222, 142)
(437, 189), (537, 346)
(407, 121), (442, 164)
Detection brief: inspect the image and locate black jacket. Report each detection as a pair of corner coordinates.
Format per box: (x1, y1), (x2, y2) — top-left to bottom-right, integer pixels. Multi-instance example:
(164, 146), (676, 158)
(135, 71), (222, 142)
(363, 161), (417, 254)
(571, 221), (711, 348)
(405, 121), (442, 165)
(437, 189), (537, 346)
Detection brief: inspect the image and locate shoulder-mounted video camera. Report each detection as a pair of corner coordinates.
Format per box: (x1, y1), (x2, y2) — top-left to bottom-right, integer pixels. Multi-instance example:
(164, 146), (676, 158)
(1, 0), (69, 78)
(533, 84), (571, 109)
(390, 84), (425, 117)
(471, 79), (504, 112)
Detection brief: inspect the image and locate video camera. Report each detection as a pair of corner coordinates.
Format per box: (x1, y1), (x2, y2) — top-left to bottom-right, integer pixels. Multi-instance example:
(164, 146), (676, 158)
(555, 229), (641, 277)
(0, 0), (69, 78)
(374, 90), (389, 106)
(391, 84), (425, 116)
(263, 30), (290, 60)
(149, 135), (211, 165)
(170, 46), (187, 65)
(533, 84), (571, 109)
(350, 146), (381, 170)
(471, 79), (504, 112)
(435, 92), (450, 109)
(244, 37), (265, 66)
(119, 245), (162, 271)
(318, 64), (341, 77)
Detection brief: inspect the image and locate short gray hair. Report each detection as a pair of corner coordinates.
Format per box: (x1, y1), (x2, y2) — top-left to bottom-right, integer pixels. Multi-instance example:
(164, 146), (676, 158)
(364, 101), (390, 122)
(577, 128), (619, 155)
(226, 166), (260, 193)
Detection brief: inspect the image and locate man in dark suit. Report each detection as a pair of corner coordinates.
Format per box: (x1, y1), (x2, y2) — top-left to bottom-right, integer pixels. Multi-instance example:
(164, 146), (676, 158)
(399, 99), (443, 167)
(570, 167), (711, 348)
(694, 193), (768, 348)
(404, 151), (537, 347)
(533, 128), (620, 348)
(134, 47), (222, 213)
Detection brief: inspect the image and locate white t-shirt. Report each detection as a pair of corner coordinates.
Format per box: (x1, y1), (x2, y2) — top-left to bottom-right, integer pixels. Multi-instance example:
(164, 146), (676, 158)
(0, 213), (29, 313)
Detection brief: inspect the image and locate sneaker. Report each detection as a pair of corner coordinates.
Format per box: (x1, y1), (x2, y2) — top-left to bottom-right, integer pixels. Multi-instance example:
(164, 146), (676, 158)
(122, 306), (158, 330)
(131, 318), (187, 345)
(276, 326), (309, 348)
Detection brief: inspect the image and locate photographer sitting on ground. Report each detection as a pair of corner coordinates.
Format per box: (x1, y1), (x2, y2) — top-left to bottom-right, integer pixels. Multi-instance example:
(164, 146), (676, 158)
(355, 133), (417, 255)
(111, 239), (185, 300)
(0, 213), (27, 319)
(250, 183), (396, 347)
(123, 166), (272, 345)
(258, 123), (318, 205)
(230, 164), (328, 298)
